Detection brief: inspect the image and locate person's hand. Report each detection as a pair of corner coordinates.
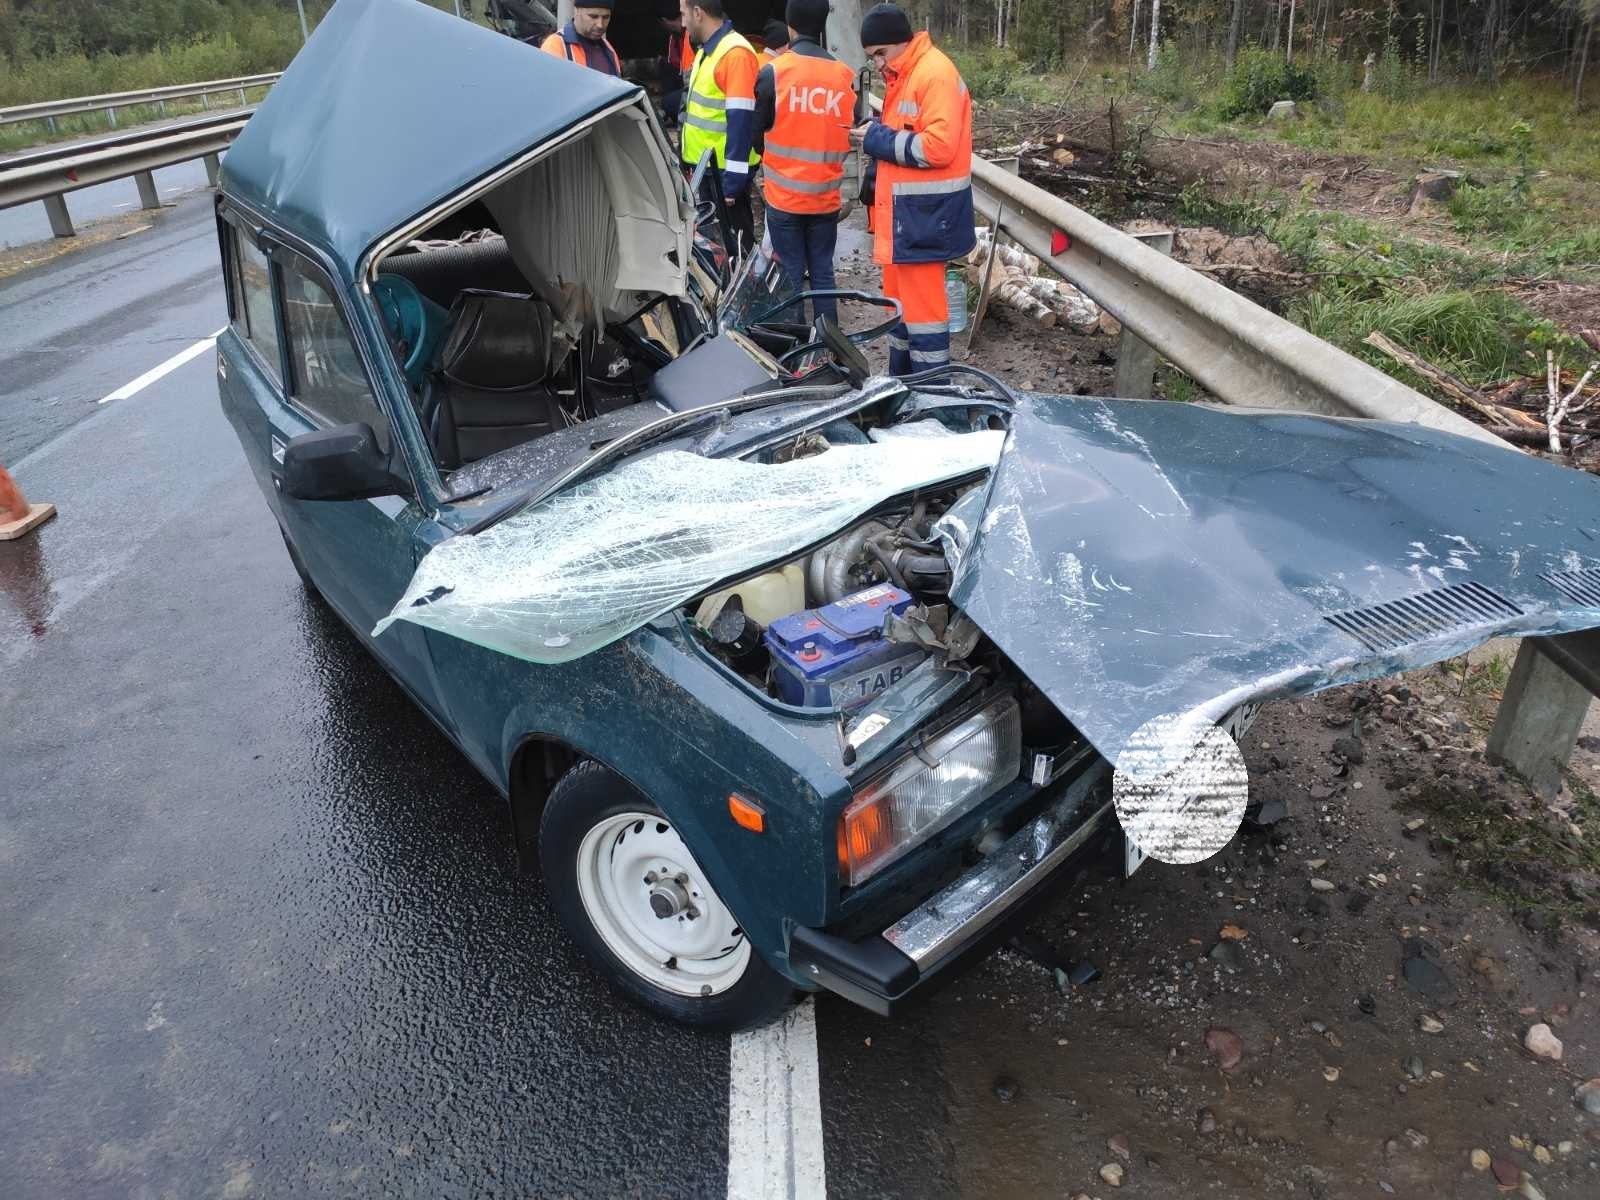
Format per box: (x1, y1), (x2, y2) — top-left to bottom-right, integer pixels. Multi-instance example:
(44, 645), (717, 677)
(848, 122), (870, 148)
(724, 194), (737, 206)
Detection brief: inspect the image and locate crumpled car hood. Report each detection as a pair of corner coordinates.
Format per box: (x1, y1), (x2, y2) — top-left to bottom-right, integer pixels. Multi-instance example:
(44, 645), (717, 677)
(953, 394), (1600, 766)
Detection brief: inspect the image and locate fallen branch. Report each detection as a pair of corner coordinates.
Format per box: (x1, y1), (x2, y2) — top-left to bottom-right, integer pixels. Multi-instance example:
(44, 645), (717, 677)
(1547, 350), (1600, 454)
(1361, 331), (1505, 427)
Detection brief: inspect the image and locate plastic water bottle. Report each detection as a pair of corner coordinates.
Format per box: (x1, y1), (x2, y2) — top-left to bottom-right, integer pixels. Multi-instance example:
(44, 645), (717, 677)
(945, 266), (968, 334)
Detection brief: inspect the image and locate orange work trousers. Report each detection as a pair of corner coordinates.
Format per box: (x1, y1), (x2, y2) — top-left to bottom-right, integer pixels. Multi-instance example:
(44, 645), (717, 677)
(880, 261), (950, 377)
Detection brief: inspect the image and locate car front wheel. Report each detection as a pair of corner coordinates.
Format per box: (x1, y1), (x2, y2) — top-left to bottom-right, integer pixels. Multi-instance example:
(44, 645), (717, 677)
(539, 760), (793, 1030)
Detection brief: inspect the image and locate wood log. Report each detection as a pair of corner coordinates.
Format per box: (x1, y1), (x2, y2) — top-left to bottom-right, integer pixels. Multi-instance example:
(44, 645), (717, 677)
(1361, 331), (1505, 427)
(973, 229), (1040, 275)
(1016, 275), (1101, 332)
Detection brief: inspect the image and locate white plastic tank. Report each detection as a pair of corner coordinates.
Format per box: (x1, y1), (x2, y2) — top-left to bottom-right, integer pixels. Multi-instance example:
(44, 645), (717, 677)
(694, 563), (806, 628)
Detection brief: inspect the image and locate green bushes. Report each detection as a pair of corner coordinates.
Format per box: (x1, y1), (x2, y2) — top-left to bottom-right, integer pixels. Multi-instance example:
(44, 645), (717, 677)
(1216, 47), (1319, 119)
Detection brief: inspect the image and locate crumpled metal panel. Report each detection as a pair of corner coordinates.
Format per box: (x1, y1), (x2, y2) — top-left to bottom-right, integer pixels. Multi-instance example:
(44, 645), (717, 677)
(953, 394), (1600, 767)
(374, 428), (1005, 664)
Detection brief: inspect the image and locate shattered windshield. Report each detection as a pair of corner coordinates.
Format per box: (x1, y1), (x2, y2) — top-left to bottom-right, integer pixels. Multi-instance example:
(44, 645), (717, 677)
(376, 425), (1004, 662)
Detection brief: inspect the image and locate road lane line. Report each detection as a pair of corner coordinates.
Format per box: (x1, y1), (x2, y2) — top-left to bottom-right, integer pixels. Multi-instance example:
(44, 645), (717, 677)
(97, 328), (225, 404)
(727, 998), (826, 1200)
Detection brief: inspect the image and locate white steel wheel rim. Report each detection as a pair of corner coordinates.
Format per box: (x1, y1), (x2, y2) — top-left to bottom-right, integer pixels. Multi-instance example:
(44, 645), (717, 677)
(575, 810), (751, 998)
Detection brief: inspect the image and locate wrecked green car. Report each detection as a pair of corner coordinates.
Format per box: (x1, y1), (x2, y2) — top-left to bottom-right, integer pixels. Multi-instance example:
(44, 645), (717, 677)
(215, 0), (1600, 1028)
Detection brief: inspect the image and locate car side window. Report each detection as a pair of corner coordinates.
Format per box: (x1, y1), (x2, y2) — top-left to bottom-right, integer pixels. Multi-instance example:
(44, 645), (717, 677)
(279, 256), (391, 453)
(235, 234), (282, 382)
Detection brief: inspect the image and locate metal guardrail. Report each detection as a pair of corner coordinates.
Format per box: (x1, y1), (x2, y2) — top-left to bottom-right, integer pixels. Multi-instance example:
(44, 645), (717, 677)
(0, 72), (280, 130)
(0, 108), (254, 237)
(963, 149), (1590, 793)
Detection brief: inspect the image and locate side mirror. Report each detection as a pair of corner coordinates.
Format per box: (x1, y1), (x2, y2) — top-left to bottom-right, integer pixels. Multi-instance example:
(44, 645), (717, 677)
(276, 423), (407, 501)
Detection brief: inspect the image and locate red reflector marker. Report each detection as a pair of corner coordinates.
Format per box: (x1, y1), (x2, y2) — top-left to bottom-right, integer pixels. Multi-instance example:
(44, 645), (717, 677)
(1050, 229), (1070, 255)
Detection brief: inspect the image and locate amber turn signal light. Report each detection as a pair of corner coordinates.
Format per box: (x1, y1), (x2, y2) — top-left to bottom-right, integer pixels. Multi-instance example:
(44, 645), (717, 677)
(727, 793), (766, 833)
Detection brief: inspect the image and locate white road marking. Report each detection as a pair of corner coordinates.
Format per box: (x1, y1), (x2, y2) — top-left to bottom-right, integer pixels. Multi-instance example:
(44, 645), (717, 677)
(98, 328), (226, 404)
(727, 998), (827, 1200)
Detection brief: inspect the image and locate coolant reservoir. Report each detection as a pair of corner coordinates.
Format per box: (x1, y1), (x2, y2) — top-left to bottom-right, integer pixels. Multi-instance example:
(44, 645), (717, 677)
(695, 563), (806, 629)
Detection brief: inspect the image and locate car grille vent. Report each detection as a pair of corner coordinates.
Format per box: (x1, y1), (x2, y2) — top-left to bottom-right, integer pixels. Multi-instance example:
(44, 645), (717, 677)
(1541, 568), (1600, 608)
(1324, 582), (1522, 653)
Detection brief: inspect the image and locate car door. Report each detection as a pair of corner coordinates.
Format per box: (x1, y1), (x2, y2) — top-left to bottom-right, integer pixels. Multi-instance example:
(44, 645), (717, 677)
(228, 224), (451, 724)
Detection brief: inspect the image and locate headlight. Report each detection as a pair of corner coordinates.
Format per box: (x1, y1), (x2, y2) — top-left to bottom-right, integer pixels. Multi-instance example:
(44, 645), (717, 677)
(836, 695), (1022, 886)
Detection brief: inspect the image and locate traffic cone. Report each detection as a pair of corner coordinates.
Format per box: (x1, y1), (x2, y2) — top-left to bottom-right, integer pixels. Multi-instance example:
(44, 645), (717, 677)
(0, 463), (56, 541)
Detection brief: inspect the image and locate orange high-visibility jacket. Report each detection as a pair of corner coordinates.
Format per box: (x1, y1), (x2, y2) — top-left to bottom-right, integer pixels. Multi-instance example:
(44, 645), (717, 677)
(762, 51), (856, 214)
(539, 26), (621, 75)
(861, 31), (975, 266)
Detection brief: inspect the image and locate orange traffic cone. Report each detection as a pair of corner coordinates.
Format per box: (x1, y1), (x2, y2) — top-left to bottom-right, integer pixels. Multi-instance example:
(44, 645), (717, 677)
(0, 463), (56, 540)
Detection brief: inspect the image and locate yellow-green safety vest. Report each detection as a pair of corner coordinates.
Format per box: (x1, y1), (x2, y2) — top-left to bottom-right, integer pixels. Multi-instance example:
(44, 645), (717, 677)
(681, 31), (761, 170)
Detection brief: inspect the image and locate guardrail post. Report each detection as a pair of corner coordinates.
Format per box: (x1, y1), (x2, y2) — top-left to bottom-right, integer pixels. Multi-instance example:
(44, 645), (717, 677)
(134, 171), (161, 211)
(237, 87), (246, 105)
(200, 92), (210, 110)
(1113, 229), (1173, 399)
(1487, 635), (1598, 798)
(46, 115), (57, 134)
(42, 195), (74, 238)
(158, 99), (167, 118)
(105, 106), (117, 128)
(204, 153), (222, 187)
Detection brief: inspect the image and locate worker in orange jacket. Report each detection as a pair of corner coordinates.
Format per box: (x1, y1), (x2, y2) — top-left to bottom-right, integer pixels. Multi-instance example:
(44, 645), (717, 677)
(850, 3), (974, 376)
(755, 0), (855, 324)
(540, 0), (621, 76)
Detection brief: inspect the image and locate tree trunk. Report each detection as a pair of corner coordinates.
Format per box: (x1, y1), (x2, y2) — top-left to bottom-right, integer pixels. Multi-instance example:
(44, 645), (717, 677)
(1579, 17), (1594, 110)
(1128, 0), (1141, 69)
(1286, 0), (1297, 62)
(1226, 0), (1243, 67)
(1148, 0), (1162, 68)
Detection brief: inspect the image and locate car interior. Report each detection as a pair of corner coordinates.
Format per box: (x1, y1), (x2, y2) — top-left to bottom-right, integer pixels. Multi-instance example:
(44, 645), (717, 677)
(364, 101), (900, 480)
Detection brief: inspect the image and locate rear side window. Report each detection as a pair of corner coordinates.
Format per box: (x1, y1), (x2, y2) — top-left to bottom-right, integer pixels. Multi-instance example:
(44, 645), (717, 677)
(236, 235), (281, 382)
(279, 256), (391, 452)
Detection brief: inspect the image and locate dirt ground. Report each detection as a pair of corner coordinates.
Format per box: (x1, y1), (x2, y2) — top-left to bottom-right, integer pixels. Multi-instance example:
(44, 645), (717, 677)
(823, 666), (1600, 1200)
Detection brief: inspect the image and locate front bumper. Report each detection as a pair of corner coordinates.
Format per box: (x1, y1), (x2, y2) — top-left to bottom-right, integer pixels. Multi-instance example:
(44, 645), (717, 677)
(787, 759), (1113, 1014)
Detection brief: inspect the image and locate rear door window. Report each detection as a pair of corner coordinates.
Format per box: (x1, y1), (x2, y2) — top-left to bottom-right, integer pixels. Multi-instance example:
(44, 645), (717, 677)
(235, 234), (282, 382)
(278, 255), (392, 453)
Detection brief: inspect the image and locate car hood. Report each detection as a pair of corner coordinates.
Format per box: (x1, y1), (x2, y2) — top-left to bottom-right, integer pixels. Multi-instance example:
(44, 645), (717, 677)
(220, 0), (680, 283)
(375, 388), (1600, 771)
(950, 394), (1600, 766)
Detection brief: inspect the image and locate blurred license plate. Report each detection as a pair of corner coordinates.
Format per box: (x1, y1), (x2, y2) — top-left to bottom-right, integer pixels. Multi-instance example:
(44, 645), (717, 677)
(1122, 702), (1261, 878)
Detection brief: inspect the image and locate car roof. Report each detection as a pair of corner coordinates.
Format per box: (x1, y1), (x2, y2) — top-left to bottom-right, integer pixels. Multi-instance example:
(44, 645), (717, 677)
(219, 0), (640, 280)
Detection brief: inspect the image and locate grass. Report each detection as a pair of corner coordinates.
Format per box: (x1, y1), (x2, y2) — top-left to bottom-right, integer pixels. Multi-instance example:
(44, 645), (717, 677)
(1406, 764), (1599, 923)
(0, 2), (473, 153)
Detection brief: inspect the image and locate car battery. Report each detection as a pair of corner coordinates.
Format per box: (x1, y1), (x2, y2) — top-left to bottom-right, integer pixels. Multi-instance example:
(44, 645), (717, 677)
(765, 584), (925, 710)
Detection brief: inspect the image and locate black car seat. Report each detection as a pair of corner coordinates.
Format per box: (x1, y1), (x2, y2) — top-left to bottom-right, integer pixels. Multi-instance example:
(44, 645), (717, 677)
(429, 290), (567, 468)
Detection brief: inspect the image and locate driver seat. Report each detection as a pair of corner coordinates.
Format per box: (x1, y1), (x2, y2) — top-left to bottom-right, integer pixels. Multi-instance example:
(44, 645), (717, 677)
(430, 290), (568, 467)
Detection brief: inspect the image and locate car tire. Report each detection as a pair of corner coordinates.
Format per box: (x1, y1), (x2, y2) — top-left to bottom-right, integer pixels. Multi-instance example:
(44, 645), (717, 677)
(278, 527), (322, 599)
(539, 760), (795, 1031)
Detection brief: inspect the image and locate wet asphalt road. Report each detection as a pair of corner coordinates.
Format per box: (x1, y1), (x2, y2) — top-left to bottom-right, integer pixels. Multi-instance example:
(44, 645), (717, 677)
(0, 193), (964, 1198)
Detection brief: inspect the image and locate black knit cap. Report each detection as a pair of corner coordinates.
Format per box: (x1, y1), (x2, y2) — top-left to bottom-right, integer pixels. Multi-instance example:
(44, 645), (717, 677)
(763, 19), (790, 48)
(785, 0), (829, 39)
(574, 0), (614, 9)
(859, 2), (912, 46)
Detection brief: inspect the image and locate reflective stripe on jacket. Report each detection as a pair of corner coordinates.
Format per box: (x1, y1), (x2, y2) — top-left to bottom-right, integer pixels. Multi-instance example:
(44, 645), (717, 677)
(861, 32), (974, 266)
(682, 21), (760, 192)
(538, 24), (620, 76)
(762, 50), (855, 215)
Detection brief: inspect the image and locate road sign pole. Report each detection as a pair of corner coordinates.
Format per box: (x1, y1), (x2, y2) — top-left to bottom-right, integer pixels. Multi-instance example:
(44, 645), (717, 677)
(295, 0), (310, 42)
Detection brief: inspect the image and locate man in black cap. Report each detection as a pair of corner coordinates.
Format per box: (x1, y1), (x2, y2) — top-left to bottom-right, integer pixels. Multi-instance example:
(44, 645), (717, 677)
(760, 19), (790, 64)
(847, 1), (974, 375)
(540, 0), (621, 76)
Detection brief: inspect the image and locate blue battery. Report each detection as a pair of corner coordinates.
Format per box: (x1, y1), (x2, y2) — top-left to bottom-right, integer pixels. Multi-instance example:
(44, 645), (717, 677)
(765, 584), (924, 709)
